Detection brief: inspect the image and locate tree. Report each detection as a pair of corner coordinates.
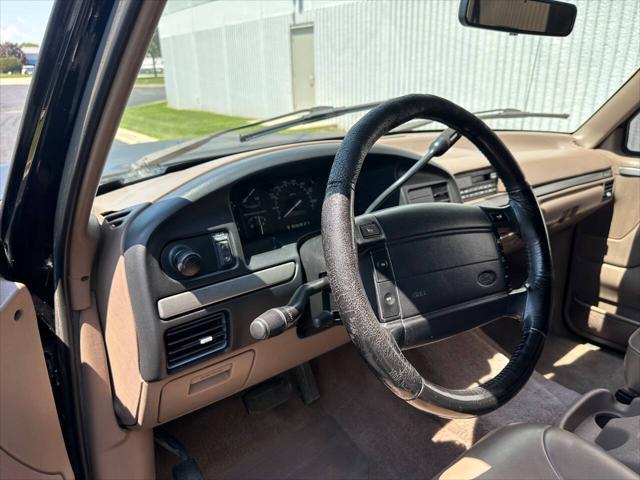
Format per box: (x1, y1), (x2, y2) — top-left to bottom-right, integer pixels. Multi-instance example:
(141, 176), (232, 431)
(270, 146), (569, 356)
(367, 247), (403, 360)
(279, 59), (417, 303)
(20, 42), (39, 48)
(147, 30), (162, 77)
(0, 57), (22, 74)
(0, 42), (25, 63)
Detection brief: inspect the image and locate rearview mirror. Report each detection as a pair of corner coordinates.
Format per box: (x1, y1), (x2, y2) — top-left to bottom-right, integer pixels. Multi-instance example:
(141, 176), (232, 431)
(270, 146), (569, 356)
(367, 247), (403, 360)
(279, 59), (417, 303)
(459, 0), (577, 37)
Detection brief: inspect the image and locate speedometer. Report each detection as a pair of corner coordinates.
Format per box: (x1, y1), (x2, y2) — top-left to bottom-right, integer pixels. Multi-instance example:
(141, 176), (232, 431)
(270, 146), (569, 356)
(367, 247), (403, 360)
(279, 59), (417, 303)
(270, 178), (320, 231)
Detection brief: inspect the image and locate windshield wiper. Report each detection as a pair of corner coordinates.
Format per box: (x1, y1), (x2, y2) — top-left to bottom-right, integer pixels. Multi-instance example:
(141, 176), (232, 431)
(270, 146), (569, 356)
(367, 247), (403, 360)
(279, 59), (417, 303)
(113, 105), (567, 188)
(393, 108), (569, 133)
(238, 101), (382, 142)
(127, 107), (330, 174)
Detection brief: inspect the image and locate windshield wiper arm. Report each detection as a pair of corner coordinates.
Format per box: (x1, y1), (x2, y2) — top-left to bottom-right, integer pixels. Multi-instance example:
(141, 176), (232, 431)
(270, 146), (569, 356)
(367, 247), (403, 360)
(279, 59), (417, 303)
(394, 108), (569, 133)
(128, 107), (324, 173)
(238, 101), (382, 142)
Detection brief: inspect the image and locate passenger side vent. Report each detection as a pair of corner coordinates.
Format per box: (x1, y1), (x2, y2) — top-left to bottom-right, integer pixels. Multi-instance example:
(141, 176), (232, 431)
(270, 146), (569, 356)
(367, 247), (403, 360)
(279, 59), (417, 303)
(602, 180), (614, 201)
(102, 209), (131, 228)
(164, 312), (229, 372)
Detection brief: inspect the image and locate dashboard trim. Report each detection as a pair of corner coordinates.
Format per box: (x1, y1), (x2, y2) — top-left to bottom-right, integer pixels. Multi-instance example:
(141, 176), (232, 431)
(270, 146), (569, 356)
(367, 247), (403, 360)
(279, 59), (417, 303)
(157, 261), (297, 319)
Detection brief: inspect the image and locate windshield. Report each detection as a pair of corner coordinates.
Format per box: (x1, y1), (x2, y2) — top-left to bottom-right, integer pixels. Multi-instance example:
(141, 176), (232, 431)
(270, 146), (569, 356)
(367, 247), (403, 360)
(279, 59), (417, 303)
(105, 0), (639, 182)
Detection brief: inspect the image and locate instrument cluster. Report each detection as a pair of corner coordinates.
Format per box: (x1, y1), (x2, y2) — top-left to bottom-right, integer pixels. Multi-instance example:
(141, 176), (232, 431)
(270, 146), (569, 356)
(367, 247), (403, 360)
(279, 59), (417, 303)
(230, 176), (324, 244)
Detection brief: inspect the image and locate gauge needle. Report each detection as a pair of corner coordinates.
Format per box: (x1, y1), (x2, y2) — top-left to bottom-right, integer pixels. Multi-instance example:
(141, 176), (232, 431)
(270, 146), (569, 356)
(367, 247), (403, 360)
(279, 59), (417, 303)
(283, 199), (302, 218)
(242, 188), (255, 204)
(258, 216), (264, 235)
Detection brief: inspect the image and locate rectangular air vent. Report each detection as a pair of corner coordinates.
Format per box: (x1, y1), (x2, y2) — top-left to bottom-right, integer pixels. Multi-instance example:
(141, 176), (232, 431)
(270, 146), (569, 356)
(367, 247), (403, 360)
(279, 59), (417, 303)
(431, 183), (450, 202)
(164, 312), (229, 372)
(406, 182), (450, 204)
(602, 180), (614, 201)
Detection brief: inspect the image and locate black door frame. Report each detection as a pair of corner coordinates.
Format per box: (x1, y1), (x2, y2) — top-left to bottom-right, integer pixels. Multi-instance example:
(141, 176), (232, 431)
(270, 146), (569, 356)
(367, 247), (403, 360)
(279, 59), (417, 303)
(0, 1), (154, 477)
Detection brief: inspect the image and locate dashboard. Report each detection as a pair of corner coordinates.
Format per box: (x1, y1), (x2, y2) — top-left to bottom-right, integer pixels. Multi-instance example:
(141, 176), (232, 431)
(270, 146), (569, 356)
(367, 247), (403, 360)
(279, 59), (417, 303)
(92, 133), (615, 428)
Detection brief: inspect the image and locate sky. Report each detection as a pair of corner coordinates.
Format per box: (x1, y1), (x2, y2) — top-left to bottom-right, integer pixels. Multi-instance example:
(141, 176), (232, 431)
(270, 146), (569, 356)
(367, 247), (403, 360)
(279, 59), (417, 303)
(0, 0), (54, 45)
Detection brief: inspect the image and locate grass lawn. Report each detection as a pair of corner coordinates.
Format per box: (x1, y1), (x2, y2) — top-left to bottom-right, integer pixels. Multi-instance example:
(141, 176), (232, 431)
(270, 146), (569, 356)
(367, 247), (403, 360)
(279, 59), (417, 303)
(121, 102), (250, 140)
(0, 74), (31, 78)
(121, 101), (344, 141)
(135, 75), (164, 86)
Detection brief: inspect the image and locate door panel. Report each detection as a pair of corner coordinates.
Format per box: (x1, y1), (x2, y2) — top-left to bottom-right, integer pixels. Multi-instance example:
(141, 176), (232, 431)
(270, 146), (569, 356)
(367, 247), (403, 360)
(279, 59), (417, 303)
(0, 280), (74, 479)
(565, 154), (640, 350)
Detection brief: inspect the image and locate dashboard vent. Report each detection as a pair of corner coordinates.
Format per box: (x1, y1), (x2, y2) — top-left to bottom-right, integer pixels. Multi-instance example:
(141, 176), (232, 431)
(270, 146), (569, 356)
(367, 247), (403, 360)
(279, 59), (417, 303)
(406, 182), (450, 204)
(431, 183), (450, 203)
(103, 209), (131, 229)
(602, 180), (614, 201)
(165, 312), (229, 372)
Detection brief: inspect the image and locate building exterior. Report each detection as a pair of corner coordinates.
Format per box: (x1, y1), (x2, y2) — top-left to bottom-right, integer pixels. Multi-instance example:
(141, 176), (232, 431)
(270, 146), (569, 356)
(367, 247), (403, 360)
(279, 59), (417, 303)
(158, 0), (639, 132)
(22, 46), (39, 66)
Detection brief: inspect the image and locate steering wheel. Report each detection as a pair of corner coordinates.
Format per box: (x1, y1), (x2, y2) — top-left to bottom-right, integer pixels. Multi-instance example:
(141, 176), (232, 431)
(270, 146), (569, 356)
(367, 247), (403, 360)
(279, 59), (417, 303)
(320, 94), (552, 418)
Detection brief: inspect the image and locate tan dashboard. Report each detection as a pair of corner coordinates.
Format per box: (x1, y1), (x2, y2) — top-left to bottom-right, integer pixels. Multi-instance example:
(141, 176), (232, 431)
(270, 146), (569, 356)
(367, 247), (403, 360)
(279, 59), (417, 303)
(92, 131), (615, 429)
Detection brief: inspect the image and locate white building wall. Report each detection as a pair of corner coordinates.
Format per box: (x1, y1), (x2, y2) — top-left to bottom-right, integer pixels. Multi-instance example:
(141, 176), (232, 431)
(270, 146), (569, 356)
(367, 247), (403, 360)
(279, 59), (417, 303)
(159, 0), (640, 131)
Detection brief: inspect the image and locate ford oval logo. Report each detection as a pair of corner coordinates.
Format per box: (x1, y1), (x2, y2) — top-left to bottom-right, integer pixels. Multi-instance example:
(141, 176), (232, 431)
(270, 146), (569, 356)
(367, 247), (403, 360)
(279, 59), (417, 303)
(478, 270), (497, 286)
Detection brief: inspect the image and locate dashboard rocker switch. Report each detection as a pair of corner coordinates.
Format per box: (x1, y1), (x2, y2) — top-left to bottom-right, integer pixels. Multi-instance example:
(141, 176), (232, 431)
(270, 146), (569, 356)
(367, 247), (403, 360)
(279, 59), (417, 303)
(212, 232), (234, 268)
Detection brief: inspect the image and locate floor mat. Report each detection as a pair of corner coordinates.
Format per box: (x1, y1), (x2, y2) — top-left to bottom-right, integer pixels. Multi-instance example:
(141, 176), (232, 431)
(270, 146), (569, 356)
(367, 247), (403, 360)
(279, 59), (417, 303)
(484, 318), (625, 394)
(221, 416), (372, 480)
(156, 329), (581, 480)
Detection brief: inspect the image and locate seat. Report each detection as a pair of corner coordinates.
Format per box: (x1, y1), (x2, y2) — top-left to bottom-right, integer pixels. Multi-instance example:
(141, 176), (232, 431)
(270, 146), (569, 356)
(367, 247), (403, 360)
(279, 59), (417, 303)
(437, 423), (637, 480)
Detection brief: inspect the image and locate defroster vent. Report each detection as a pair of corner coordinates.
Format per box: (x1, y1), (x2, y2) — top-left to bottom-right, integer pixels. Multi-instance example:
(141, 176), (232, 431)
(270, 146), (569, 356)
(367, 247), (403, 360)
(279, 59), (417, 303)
(165, 312), (229, 372)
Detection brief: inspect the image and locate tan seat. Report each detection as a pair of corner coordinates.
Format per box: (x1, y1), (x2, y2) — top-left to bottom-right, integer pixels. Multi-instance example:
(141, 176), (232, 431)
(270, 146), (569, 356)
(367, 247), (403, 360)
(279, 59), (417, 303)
(438, 423), (637, 480)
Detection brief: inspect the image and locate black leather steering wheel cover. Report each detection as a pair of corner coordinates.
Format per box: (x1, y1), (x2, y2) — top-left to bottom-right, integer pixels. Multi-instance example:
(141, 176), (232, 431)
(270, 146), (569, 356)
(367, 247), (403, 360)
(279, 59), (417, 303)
(321, 94), (552, 418)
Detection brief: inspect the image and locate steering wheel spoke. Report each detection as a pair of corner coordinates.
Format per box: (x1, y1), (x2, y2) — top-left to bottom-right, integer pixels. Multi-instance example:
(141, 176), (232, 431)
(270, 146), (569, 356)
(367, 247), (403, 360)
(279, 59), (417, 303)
(385, 287), (527, 350)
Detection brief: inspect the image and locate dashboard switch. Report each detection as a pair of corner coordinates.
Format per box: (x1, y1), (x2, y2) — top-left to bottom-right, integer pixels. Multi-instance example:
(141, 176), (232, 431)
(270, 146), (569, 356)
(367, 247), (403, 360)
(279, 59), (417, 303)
(213, 232), (234, 267)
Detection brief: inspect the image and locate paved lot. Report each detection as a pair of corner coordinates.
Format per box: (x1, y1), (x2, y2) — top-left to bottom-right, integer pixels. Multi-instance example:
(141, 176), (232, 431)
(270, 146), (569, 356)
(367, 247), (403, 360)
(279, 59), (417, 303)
(0, 83), (166, 166)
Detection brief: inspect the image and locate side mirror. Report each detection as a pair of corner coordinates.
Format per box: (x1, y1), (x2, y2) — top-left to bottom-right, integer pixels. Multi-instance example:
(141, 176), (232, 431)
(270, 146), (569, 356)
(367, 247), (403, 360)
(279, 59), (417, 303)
(459, 0), (577, 37)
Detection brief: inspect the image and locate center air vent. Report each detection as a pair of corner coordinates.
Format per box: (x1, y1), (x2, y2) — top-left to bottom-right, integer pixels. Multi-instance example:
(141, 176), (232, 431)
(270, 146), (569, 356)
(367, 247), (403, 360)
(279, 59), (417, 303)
(165, 312), (229, 372)
(406, 182), (450, 204)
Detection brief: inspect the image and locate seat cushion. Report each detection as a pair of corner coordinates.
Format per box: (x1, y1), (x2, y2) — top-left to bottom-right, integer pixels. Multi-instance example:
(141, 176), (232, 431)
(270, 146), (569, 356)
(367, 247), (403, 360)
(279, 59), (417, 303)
(437, 423), (637, 480)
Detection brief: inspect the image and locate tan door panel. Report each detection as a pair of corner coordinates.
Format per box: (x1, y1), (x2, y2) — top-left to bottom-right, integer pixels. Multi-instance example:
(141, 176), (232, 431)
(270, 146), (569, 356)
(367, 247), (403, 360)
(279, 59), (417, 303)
(566, 153), (640, 350)
(0, 280), (74, 479)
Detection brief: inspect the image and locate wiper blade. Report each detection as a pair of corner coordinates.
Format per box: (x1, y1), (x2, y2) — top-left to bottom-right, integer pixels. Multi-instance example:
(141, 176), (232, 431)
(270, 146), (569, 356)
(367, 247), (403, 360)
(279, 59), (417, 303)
(238, 101), (382, 142)
(394, 108), (569, 133)
(128, 107), (322, 173)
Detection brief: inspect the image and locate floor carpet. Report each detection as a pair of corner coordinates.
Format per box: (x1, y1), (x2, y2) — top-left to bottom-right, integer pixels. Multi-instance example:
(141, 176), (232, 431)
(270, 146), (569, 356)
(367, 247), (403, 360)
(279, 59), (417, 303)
(484, 318), (625, 394)
(156, 329), (584, 479)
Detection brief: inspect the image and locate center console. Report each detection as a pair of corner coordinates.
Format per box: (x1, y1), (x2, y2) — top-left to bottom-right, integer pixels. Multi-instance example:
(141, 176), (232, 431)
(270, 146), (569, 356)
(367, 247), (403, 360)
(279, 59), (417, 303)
(557, 329), (640, 472)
